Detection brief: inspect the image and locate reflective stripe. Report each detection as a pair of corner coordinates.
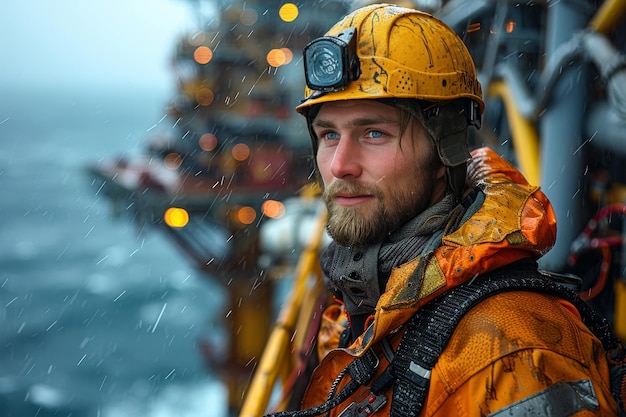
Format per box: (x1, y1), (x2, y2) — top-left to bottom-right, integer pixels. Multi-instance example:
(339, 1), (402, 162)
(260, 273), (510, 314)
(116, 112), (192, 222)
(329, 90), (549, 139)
(488, 380), (599, 417)
(408, 360), (431, 380)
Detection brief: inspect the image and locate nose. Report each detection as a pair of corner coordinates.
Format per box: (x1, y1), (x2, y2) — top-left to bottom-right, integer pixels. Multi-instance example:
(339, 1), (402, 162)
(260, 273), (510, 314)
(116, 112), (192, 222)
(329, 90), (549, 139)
(329, 138), (362, 179)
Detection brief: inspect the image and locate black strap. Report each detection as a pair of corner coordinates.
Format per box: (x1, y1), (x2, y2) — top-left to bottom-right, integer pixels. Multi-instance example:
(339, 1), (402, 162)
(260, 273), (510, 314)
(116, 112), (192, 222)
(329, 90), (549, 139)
(389, 266), (626, 417)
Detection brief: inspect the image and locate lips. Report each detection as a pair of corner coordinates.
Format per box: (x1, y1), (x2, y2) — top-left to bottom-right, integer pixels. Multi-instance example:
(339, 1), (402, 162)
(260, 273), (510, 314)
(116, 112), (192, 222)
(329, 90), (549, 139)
(333, 193), (374, 206)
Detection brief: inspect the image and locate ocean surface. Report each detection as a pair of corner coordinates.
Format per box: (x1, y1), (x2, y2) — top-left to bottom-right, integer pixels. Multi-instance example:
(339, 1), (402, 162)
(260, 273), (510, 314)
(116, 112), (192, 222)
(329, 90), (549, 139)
(0, 86), (230, 417)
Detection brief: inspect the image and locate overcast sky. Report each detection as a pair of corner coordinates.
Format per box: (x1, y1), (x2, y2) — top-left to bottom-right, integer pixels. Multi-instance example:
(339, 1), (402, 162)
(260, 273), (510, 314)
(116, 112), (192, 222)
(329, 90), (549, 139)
(1, 0), (195, 93)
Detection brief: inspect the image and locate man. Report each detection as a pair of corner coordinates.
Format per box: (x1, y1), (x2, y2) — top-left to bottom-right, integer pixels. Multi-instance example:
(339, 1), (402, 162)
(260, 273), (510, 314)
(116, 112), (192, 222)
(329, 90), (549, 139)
(286, 3), (619, 417)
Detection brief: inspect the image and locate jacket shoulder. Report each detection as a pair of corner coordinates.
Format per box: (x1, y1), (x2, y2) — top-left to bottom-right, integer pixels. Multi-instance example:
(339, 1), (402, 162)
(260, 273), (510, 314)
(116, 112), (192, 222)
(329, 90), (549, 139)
(425, 290), (618, 416)
(435, 290), (599, 390)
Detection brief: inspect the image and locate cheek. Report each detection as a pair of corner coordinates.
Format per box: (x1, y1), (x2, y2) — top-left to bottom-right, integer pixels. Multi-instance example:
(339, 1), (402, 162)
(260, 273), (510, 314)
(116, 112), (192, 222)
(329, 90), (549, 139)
(316, 153), (332, 183)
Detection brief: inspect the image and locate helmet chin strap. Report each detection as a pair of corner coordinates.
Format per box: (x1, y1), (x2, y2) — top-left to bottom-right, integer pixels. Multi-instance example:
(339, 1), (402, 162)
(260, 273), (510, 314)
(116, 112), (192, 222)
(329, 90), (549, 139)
(446, 164), (469, 203)
(423, 102), (472, 203)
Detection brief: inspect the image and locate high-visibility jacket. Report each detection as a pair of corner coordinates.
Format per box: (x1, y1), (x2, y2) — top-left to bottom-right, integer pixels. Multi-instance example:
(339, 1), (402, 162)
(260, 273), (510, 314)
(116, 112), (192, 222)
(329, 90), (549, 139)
(300, 147), (619, 416)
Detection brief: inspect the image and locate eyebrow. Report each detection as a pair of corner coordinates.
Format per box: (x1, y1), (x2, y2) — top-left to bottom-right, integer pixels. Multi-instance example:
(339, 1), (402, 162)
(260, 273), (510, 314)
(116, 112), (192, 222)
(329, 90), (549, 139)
(312, 116), (400, 129)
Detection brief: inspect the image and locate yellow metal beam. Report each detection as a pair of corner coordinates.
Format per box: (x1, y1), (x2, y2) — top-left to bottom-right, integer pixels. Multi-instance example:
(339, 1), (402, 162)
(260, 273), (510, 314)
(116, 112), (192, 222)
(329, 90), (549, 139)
(614, 280), (626, 342)
(487, 80), (541, 186)
(589, 0), (626, 35)
(239, 208), (327, 417)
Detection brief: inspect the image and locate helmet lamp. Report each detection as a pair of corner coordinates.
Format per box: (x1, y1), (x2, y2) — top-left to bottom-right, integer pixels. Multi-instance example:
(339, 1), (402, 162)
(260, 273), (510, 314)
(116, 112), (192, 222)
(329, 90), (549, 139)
(303, 28), (360, 93)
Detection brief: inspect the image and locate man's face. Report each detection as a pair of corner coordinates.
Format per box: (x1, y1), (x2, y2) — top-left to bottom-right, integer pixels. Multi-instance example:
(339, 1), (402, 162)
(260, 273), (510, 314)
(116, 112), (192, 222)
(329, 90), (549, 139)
(313, 100), (446, 247)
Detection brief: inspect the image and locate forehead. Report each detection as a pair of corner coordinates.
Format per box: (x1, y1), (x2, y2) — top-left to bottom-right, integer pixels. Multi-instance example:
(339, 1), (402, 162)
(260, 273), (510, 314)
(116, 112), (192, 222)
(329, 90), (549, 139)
(314, 100), (399, 122)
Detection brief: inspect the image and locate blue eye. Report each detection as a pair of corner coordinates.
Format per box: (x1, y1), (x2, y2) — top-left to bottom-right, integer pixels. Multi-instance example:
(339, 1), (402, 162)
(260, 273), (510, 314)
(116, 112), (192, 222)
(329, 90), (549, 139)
(325, 131), (340, 141)
(366, 130), (383, 139)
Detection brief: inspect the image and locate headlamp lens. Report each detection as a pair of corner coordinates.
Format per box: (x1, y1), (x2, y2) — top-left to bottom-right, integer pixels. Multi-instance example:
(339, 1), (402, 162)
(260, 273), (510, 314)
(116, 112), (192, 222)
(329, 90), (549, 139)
(306, 40), (343, 89)
(303, 28), (360, 93)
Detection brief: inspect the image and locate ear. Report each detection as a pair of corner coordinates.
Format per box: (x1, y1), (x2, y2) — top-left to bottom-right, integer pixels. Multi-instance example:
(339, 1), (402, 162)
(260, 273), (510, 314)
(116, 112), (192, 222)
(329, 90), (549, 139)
(436, 164), (446, 181)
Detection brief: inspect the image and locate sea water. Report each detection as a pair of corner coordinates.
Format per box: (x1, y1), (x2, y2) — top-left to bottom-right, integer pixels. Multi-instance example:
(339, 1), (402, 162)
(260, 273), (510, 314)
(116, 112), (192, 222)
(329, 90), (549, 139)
(0, 86), (229, 417)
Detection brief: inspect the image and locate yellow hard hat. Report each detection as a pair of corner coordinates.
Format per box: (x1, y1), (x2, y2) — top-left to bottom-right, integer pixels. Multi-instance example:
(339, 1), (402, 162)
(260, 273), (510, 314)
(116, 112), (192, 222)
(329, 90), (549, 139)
(296, 3), (484, 116)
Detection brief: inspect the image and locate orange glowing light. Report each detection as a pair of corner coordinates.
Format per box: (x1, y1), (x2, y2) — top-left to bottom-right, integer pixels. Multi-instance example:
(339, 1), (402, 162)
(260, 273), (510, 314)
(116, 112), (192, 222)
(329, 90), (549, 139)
(261, 200), (285, 219)
(467, 22), (481, 33)
(240, 8), (258, 26)
(164, 152), (182, 170)
(196, 88), (214, 106)
(194, 46), (213, 64)
(267, 49), (286, 67)
(506, 20), (516, 33)
(279, 3), (298, 22)
(199, 133), (218, 151)
(231, 143), (250, 161)
(237, 206), (257, 225)
(282, 48), (293, 64)
(164, 207), (189, 228)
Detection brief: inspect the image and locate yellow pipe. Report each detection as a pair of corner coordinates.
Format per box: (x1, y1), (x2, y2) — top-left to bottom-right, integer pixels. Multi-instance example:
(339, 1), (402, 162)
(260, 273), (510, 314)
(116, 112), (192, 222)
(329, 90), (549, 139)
(589, 0), (626, 35)
(239, 208), (327, 417)
(615, 280), (626, 342)
(487, 81), (541, 186)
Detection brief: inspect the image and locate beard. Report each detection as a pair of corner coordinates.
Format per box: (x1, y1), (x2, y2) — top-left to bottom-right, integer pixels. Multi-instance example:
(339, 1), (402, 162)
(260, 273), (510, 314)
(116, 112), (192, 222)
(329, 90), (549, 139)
(322, 169), (435, 247)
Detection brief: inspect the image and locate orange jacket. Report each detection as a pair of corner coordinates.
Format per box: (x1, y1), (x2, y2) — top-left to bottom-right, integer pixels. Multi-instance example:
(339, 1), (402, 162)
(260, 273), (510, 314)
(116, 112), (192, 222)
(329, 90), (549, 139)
(300, 147), (618, 416)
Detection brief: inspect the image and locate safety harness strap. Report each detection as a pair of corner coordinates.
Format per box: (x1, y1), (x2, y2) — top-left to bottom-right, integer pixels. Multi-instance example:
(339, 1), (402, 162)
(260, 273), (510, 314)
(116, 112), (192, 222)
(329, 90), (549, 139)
(264, 265), (626, 417)
(389, 265), (626, 417)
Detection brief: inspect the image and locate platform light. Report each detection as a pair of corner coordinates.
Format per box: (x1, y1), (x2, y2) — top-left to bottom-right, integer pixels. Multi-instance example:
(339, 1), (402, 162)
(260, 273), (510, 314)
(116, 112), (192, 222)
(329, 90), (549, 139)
(467, 22), (481, 33)
(164, 152), (182, 170)
(199, 133), (218, 151)
(267, 49), (287, 67)
(164, 207), (189, 228)
(240, 8), (258, 26)
(279, 3), (298, 22)
(196, 88), (215, 106)
(231, 143), (250, 161)
(262, 200), (285, 219)
(506, 20), (516, 33)
(280, 48), (293, 64)
(237, 206), (257, 225)
(194, 46), (213, 64)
